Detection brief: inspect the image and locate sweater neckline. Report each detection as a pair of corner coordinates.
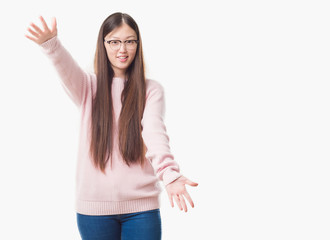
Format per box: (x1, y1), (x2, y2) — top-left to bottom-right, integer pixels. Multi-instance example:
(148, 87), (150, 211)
(112, 77), (126, 84)
(113, 77), (125, 80)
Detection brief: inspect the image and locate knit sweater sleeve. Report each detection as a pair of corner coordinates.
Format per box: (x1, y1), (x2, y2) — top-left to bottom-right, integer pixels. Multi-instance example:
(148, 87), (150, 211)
(141, 80), (182, 186)
(40, 36), (92, 107)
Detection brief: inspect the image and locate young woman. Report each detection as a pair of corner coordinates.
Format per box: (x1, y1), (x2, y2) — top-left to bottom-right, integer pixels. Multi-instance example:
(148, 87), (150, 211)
(25, 12), (198, 240)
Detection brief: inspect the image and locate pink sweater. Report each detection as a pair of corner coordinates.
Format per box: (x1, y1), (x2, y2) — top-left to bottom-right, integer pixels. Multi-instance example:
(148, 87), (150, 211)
(40, 36), (182, 215)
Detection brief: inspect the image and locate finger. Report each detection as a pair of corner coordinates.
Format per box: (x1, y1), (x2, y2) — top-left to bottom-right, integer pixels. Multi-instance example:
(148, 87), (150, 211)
(185, 179), (199, 187)
(30, 23), (43, 34)
(179, 194), (187, 212)
(183, 190), (194, 208)
(27, 28), (40, 38)
(51, 17), (57, 32)
(174, 195), (182, 211)
(168, 193), (174, 208)
(39, 16), (50, 32)
(25, 34), (38, 43)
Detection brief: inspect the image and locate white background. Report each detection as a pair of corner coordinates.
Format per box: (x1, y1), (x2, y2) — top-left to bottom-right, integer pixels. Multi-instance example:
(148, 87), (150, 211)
(0, 0), (329, 239)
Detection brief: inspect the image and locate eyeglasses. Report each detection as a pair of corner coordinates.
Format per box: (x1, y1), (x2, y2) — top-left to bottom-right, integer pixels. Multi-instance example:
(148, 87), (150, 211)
(104, 39), (139, 50)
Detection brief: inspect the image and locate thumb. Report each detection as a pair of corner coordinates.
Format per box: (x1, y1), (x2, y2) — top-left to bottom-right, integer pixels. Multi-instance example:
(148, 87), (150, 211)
(185, 178), (198, 187)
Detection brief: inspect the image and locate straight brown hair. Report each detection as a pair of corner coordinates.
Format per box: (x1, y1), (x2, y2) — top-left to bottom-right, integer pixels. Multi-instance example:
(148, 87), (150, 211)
(90, 12), (146, 172)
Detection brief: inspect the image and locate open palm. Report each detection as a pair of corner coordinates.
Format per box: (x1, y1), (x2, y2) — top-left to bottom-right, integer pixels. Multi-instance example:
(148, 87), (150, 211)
(25, 16), (57, 45)
(166, 176), (198, 212)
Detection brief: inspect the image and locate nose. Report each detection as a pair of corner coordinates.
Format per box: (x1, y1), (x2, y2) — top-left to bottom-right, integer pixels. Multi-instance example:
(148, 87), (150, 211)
(119, 42), (127, 52)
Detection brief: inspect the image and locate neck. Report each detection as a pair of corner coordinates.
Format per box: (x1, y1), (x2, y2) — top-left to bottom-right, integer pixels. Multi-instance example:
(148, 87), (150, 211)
(114, 70), (126, 79)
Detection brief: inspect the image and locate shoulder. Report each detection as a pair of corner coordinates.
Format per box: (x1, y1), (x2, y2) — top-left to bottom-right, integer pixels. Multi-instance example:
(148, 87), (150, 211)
(146, 78), (165, 97)
(144, 79), (166, 111)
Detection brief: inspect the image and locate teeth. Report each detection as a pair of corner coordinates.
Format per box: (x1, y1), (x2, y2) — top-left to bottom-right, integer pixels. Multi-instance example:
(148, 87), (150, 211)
(119, 56), (127, 59)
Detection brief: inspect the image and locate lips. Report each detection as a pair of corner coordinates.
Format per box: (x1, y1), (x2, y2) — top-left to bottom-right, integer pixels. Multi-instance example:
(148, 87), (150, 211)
(117, 56), (128, 62)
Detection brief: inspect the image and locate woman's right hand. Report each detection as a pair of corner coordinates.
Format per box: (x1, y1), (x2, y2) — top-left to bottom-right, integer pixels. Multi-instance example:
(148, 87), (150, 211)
(25, 16), (57, 45)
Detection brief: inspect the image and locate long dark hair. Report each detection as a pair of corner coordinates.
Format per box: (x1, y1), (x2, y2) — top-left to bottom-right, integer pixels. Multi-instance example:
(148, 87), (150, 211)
(90, 12), (146, 172)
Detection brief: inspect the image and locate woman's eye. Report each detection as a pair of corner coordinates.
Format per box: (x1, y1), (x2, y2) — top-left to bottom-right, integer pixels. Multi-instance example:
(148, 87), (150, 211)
(111, 41), (120, 45)
(126, 40), (134, 44)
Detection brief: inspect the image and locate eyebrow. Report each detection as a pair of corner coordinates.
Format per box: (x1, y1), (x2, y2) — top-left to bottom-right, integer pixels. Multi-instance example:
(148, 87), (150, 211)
(108, 35), (137, 39)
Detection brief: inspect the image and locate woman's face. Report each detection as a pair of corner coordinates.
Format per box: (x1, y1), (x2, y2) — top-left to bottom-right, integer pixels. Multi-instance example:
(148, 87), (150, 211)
(104, 23), (138, 79)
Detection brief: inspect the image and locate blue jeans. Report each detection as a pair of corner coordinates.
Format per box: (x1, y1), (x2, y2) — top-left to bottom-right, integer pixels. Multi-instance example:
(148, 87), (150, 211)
(77, 209), (162, 240)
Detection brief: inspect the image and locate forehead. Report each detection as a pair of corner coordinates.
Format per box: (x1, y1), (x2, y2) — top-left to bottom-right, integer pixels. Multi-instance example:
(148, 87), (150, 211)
(105, 23), (137, 39)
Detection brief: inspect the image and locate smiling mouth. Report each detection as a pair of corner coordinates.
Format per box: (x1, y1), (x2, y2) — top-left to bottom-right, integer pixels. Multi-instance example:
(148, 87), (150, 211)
(117, 56), (128, 62)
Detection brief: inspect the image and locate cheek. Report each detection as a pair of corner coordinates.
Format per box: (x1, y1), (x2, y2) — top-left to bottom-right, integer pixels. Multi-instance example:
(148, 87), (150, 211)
(128, 50), (137, 62)
(105, 48), (117, 62)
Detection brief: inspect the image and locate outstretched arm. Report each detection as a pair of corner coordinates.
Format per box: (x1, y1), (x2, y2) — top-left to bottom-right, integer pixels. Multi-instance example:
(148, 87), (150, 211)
(141, 81), (198, 212)
(25, 16), (93, 107)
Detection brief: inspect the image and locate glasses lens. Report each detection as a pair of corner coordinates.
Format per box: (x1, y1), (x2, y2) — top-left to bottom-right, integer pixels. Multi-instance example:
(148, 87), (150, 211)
(126, 40), (137, 49)
(110, 41), (120, 50)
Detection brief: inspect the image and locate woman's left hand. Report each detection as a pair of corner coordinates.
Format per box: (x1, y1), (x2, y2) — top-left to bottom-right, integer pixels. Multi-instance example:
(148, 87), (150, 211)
(165, 176), (198, 212)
